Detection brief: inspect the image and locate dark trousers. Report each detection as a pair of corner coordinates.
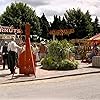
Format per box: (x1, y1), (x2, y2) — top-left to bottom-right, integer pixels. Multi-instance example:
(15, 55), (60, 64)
(8, 51), (17, 74)
(2, 54), (8, 69)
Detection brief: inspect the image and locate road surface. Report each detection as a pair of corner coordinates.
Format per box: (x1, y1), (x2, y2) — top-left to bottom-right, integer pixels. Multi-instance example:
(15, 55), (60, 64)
(0, 73), (100, 100)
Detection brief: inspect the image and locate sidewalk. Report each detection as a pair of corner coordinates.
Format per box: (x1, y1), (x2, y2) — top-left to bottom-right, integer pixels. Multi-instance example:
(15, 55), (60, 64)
(0, 60), (100, 84)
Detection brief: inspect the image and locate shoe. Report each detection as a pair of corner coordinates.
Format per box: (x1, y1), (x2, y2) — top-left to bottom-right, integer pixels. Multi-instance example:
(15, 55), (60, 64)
(14, 72), (17, 74)
(3, 67), (5, 70)
(11, 74), (14, 79)
(11, 72), (15, 79)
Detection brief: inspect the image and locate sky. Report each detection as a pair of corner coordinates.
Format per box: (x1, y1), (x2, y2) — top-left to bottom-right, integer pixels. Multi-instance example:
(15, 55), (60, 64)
(0, 0), (100, 22)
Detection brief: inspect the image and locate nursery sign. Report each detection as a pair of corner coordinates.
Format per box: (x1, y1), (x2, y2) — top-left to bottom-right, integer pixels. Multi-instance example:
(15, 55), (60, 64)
(49, 29), (74, 36)
(0, 25), (22, 33)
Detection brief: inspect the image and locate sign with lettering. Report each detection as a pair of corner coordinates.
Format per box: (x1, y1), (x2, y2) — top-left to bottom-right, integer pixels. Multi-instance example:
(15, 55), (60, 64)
(49, 29), (74, 36)
(0, 25), (22, 33)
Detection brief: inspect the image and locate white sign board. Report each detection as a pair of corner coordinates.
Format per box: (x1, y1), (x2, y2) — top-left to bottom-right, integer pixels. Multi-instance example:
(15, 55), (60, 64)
(0, 25), (22, 33)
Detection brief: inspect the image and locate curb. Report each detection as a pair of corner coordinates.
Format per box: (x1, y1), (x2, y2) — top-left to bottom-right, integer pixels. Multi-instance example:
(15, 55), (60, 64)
(1, 70), (100, 85)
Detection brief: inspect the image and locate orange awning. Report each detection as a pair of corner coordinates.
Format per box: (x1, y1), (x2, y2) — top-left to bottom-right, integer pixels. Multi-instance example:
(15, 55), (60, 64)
(88, 33), (100, 45)
(89, 33), (100, 41)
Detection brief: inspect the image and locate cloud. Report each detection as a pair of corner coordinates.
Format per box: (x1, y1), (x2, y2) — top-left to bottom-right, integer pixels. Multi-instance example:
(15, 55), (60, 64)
(36, 9), (65, 22)
(0, 0), (9, 5)
(12, 0), (50, 7)
(38, 9), (64, 17)
(1, 0), (100, 22)
(0, 0), (12, 14)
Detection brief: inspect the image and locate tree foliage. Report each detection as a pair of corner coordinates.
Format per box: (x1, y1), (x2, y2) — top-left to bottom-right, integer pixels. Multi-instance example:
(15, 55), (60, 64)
(92, 16), (99, 36)
(39, 13), (50, 39)
(50, 15), (68, 40)
(64, 8), (93, 39)
(0, 3), (100, 40)
(0, 2), (40, 35)
(50, 15), (62, 30)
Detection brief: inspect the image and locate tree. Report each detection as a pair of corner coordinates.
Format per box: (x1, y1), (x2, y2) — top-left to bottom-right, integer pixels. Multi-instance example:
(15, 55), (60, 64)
(50, 15), (62, 40)
(39, 13), (50, 39)
(84, 10), (93, 37)
(50, 15), (62, 30)
(92, 16), (99, 36)
(61, 17), (67, 29)
(64, 8), (93, 39)
(0, 2), (40, 35)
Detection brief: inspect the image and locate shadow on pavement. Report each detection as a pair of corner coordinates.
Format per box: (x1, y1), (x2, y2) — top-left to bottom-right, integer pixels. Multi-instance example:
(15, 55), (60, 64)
(8, 74), (35, 80)
(83, 65), (100, 69)
(0, 73), (11, 77)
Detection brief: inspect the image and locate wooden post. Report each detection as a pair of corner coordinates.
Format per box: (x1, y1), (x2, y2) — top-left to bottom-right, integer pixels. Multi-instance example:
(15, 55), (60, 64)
(53, 34), (55, 40)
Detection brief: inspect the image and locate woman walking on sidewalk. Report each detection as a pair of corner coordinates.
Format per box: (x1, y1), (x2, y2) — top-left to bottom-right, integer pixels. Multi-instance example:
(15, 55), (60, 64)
(7, 37), (22, 77)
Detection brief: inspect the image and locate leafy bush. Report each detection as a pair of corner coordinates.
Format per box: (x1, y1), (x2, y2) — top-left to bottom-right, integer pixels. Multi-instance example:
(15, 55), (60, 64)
(41, 40), (78, 70)
(41, 56), (57, 70)
(41, 57), (78, 70)
(58, 59), (78, 70)
(60, 40), (75, 53)
(48, 40), (66, 62)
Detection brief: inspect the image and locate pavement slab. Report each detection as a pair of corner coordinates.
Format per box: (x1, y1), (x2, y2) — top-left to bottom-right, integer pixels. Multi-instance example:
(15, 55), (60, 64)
(0, 60), (100, 84)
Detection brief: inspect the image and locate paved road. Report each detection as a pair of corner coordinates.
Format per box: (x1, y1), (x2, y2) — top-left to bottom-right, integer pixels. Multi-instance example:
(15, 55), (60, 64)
(0, 73), (100, 100)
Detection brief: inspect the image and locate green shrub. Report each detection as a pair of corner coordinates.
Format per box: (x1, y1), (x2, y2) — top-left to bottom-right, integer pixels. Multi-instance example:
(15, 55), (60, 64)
(60, 39), (75, 53)
(41, 40), (78, 70)
(48, 40), (66, 62)
(58, 59), (78, 70)
(41, 56), (58, 70)
(41, 56), (78, 70)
